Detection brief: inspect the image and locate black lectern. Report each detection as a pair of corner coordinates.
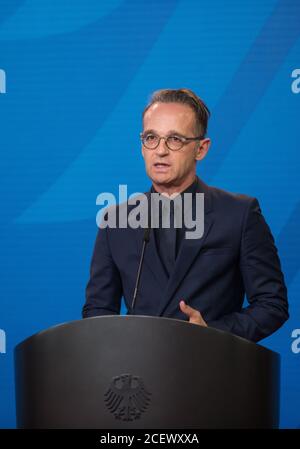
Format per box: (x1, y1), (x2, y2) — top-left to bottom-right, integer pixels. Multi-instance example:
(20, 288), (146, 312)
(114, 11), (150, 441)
(14, 316), (279, 428)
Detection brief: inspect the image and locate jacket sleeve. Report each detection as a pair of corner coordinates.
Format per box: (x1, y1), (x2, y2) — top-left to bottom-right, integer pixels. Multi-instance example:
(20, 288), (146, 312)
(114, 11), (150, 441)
(207, 198), (289, 342)
(82, 225), (123, 318)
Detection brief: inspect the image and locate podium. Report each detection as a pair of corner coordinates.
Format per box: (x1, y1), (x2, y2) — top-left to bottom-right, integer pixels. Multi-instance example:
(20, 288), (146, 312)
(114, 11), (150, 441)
(14, 316), (279, 429)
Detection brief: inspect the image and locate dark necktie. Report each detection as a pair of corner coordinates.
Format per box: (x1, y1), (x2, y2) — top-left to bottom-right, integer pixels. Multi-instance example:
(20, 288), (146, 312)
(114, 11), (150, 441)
(159, 198), (177, 276)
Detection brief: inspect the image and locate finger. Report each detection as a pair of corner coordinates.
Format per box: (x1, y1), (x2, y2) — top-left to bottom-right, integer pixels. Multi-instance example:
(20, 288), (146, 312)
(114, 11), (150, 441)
(179, 300), (200, 319)
(179, 300), (207, 326)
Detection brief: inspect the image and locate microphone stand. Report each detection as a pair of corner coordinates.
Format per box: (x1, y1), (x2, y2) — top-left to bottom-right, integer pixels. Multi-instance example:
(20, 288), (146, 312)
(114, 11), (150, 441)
(130, 227), (151, 313)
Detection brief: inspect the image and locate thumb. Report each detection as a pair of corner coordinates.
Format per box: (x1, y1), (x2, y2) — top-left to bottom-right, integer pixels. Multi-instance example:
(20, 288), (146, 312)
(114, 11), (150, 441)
(179, 300), (197, 318)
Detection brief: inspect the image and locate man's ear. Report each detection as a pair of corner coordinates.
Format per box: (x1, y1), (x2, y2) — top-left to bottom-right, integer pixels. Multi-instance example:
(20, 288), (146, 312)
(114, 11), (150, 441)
(195, 138), (211, 161)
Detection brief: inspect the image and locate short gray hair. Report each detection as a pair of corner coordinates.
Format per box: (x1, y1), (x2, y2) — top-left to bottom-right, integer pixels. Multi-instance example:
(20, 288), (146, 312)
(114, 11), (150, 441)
(142, 88), (210, 137)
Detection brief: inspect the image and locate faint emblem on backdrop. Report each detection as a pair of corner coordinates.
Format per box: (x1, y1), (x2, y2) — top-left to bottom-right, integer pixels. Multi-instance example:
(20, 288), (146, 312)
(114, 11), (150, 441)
(104, 373), (151, 421)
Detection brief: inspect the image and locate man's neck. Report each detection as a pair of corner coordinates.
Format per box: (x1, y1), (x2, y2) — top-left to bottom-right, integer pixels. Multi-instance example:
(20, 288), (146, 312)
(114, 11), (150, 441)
(152, 175), (197, 196)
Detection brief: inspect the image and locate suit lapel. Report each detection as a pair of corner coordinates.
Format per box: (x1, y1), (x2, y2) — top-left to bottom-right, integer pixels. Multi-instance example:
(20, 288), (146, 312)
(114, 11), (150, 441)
(156, 178), (214, 316)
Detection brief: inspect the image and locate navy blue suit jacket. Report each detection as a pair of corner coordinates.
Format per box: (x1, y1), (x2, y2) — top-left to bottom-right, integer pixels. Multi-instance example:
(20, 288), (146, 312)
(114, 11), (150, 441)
(83, 178), (288, 342)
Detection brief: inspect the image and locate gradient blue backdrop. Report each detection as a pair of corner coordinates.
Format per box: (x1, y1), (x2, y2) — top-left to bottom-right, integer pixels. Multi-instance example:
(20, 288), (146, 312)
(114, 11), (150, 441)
(0, 0), (299, 428)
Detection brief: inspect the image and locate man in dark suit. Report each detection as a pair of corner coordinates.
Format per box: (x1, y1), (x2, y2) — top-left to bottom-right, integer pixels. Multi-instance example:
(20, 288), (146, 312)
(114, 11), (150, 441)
(82, 88), (288, 342)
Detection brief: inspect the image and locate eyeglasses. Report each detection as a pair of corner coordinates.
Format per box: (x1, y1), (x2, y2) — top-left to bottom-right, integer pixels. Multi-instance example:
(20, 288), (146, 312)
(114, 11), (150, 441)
(140, 132), (203, 151)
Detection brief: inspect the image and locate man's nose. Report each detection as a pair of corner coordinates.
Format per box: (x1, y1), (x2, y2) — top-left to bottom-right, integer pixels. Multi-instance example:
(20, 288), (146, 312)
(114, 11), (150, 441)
(155, 138), (169, 155)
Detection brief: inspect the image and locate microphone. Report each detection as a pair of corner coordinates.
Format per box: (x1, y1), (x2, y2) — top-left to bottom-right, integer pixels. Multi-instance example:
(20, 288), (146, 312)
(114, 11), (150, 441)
(131, 227), (151, 313)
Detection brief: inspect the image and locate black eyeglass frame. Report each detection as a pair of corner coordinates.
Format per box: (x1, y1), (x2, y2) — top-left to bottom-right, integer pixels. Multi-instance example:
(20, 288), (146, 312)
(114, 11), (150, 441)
(140, 132), (203, 151)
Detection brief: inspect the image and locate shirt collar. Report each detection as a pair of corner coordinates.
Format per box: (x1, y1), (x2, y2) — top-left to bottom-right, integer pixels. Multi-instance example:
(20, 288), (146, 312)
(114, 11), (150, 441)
(151, 176), (198, 196)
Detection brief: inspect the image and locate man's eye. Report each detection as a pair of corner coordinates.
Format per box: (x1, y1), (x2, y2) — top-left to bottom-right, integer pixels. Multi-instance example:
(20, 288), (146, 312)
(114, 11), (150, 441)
(168, 136), (182, 143)
(145, 134), (157, 141)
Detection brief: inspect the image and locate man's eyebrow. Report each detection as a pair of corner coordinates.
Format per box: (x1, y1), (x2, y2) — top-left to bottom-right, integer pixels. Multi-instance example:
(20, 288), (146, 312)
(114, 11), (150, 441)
(143, 129), (186, 136)
(166, 129), (186, 137)
(142, 129), (157, 135)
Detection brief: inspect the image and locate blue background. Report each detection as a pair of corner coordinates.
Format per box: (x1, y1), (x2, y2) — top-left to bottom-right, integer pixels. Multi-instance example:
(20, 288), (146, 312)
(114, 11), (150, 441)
(0, 0), (299, 428)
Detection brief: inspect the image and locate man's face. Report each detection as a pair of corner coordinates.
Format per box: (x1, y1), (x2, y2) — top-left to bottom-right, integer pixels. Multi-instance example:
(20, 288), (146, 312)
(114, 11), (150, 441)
(142, 102), (210, 193)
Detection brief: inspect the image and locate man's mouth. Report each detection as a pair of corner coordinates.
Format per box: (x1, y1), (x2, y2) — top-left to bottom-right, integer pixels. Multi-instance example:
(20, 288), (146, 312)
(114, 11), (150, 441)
(153, 162), (170, 168)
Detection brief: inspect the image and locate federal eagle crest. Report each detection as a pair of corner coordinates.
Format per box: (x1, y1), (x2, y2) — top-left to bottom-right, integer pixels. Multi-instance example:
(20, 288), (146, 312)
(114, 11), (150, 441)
(104, 373), (151, 421)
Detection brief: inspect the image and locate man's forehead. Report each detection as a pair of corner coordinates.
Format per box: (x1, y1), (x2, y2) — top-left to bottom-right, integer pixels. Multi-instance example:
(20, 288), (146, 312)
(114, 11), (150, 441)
(144, 101), (194, 117)
(143, 102), (196, 130)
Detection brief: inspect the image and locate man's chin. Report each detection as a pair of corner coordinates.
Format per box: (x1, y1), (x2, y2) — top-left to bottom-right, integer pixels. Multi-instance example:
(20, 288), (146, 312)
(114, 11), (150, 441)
(150, 175), (173, 186)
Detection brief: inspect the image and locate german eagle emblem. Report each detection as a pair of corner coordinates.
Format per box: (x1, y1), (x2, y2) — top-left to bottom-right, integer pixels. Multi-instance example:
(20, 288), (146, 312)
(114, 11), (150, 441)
(104, 374), (151, 421)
